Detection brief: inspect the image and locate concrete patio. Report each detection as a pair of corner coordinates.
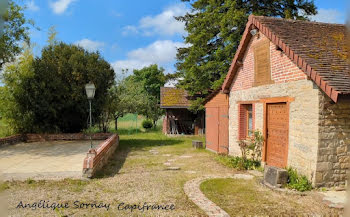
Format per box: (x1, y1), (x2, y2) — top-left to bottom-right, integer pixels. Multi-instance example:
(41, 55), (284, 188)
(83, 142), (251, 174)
(0, 140), (102, 180)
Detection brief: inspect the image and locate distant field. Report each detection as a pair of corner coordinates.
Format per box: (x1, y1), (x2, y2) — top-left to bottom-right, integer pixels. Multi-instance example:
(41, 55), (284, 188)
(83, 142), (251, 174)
(117, 113), (145, 129)
(0, 113), (164, 138)
(113, 113), (163, 135)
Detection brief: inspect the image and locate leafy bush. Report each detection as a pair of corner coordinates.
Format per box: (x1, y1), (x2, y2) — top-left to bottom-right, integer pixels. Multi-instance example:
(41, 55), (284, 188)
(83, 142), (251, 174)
(238, 130), (264, 162)
(215, 155), (260, 170)
(287, 168), (312, 192)
(1, 43), (115, 133)
(142, 119), (153, 129)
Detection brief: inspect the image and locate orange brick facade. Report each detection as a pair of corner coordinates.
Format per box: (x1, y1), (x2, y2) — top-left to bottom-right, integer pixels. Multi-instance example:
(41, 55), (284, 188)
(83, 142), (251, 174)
(230, 33), (307, 91)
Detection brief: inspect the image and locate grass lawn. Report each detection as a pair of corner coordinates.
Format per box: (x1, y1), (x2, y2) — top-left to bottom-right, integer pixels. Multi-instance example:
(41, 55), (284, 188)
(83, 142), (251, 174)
(200, 178), (341, 216)
(4, 129), (225, 216)
(2, 125), (340, 216)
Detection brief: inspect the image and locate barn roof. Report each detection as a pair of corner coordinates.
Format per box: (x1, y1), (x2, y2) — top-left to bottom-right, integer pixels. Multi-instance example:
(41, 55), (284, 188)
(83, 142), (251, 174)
(160, 87), (190, 108)
(222, 15), (350, 102)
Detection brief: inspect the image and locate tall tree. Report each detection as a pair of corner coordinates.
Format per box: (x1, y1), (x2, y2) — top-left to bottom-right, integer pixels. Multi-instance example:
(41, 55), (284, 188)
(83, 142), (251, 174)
(176, 0), (317, 110)
(0, 46), (35, 133)
(0, 0), (33, 70)
(133, 64), (166, 127)
(1, 42), (115, 133)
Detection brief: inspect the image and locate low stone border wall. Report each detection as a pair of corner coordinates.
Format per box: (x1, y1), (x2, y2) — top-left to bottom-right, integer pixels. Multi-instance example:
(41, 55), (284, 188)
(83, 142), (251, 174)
(26, 133), (112, 142)
(82, 134), (119, 178)
(0, 134), (25, 147)
(0, 133), (113, 147)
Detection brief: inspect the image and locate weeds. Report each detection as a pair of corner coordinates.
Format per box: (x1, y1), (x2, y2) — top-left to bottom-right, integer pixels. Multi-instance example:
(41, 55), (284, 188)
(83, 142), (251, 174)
(286, 167), (312, 192)
(215, 154), (260, 170)
(0, 182), (9, 192)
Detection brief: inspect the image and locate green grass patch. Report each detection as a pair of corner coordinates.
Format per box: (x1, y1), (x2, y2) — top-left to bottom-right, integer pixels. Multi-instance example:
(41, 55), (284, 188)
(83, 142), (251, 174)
(0, 182), (10, 192)
(286, 167), (312, 192)
(199, 178), (317, 216)
(215, 154), (261, 170)
(200, 178), (277, 216)
(95, 129), (205, 178)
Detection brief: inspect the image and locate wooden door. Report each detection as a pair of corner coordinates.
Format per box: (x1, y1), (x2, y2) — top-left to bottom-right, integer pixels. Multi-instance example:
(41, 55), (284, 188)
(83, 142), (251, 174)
(266, 103), (289, 168)
(218, 107), (229, 154)
(206, 107), (219, 152)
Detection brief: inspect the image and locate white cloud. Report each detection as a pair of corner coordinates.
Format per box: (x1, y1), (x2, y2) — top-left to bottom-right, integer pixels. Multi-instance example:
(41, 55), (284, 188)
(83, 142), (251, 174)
(27, 0), (39, 11)
(50, 0), (77, 14)
(74, 39), (105, 52)
(122, 26), (139, 36)
(309, 8), (345, 24)
(112, 40), (188, 75)
(123, 3), (189, 36)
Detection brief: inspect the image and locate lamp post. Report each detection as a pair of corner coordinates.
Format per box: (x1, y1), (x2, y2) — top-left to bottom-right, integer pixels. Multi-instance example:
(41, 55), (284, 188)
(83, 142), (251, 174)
(85, 82), (96, 149)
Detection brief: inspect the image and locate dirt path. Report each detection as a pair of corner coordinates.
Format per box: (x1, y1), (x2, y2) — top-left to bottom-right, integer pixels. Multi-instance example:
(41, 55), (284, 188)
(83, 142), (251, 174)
(3, 132), (341, 216)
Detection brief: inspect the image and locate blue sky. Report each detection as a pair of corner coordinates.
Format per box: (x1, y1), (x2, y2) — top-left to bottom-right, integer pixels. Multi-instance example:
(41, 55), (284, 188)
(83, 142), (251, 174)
(21, 0), (349, 77)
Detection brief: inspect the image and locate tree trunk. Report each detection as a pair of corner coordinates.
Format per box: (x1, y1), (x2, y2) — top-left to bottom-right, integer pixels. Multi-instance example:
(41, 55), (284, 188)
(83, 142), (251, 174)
(114, 117), (118, 131)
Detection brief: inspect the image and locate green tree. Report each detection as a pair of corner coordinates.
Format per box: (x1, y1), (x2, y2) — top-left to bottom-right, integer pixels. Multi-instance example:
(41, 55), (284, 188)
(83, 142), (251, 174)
(0, 46), (35, 133)
(133, 64), (166, 127)
(0, 0), (33, 70)
(176, 0), (317, 110)
(2, 42), (115, 133)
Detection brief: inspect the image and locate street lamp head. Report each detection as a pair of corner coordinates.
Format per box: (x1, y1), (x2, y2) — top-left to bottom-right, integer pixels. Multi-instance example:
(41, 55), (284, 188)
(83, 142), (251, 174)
(85, 82), (96, 100)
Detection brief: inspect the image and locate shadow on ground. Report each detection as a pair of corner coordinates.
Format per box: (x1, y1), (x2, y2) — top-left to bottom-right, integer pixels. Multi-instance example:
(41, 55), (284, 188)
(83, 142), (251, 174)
(94, 137), (184, 178)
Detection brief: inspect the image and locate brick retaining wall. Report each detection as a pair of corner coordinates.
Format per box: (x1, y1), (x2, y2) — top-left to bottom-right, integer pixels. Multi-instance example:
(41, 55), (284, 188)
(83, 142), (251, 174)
(82, 134), (119, 178)
(25, 133), (113, 142)
(0, 134), (25, 147)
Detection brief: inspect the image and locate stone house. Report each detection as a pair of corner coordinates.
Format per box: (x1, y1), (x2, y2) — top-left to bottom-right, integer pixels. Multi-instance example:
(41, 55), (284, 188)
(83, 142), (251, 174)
(218, 15), (350, 187)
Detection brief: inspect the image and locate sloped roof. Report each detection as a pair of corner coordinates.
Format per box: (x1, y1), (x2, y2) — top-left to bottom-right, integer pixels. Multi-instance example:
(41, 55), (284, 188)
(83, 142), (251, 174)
(222, 15), (350, 102)
(160, 87), (190, 108)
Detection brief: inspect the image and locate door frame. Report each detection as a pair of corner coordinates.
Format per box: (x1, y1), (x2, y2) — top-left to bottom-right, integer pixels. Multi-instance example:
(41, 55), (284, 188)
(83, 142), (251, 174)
(260, 96), (294, 167)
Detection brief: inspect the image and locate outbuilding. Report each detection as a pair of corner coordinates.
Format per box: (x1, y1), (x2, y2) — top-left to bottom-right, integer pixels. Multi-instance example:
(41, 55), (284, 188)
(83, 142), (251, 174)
(160, 87), (205, 135)
(218, 15), (350, 187)
(204, 90), (229, 154)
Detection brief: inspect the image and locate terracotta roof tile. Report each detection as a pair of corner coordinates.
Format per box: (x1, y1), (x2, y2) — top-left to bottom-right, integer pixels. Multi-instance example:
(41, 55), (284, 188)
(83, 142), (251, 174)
(254, 16), (350, 94)
(160, 87), (190, 108)
(222, 16), (350, 102)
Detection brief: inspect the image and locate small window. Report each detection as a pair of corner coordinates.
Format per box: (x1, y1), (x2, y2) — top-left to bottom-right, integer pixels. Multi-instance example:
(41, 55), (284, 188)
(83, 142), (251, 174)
(247, 105), (253, 136)
(239, 104), (254, 139)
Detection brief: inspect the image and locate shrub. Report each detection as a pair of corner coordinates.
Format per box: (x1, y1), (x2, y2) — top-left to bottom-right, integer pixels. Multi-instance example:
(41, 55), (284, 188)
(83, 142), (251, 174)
(215, 155), (260, 170)
(142, 119), (153, 129)
(286, 167), (312, 192)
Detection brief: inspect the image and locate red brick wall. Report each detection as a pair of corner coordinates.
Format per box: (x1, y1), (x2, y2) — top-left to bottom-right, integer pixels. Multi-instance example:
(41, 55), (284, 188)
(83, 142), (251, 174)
(25, 133), (112, 142)
(270, 42), (307, 83)
(82, 134), (119, 178)
(0, 135), (25, 147)
(230, 33), (307, 91)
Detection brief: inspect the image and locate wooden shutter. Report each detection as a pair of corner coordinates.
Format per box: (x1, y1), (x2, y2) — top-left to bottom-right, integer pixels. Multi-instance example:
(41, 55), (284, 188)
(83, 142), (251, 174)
(238, 104), (247, 140)
(254, 39), (273, 86)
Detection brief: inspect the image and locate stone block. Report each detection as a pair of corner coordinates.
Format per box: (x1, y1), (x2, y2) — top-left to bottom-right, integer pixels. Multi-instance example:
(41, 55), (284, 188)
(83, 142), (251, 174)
(315, 172), (323, 183)
(317, 162), (332, 171)
(192, 140), (203, 149)
(263, 166), (288, 187)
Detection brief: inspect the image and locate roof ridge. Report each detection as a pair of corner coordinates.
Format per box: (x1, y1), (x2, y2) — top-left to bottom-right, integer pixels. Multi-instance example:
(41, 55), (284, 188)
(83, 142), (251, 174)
(222, 15), (349, 102)
(251, 15), (346, 27)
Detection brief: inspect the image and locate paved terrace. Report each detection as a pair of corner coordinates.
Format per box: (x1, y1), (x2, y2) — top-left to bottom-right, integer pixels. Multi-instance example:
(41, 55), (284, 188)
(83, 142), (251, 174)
(0, 140), (102, 181)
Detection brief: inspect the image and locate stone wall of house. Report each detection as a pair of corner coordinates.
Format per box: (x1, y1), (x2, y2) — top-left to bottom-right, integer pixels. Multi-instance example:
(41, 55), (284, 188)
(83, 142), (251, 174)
(227, 29), (349, 186)
(229, 80), (321, 184)
(316, 94), (350, 187)
(228, 31), (321, 184)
